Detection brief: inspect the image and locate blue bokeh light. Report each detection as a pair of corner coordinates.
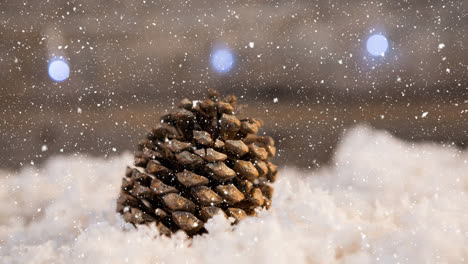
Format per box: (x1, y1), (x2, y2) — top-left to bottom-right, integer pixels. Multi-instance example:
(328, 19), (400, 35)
(48, 58), (70, 82)
(211, 48), (234, 73)
(366, 34), (389, 57)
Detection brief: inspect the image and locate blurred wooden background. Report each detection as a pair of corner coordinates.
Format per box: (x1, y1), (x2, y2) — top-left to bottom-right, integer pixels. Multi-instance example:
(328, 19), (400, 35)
(0, 0), (467, 169)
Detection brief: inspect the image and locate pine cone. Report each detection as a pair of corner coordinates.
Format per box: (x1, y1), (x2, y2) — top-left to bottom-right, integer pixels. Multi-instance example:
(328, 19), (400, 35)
(116, 90), (278, 236)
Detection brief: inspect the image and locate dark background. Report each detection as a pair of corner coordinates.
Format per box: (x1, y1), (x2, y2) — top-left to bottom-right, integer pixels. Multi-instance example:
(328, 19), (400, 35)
(1, 0), (467, 170)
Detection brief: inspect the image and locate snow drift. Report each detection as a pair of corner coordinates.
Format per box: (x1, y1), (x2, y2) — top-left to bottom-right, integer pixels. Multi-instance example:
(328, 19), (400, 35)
(1, 126), (467, 263)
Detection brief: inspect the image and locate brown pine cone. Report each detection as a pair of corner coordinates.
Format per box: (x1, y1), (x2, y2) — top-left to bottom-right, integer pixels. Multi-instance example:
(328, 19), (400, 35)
(116, 89), (278, 236)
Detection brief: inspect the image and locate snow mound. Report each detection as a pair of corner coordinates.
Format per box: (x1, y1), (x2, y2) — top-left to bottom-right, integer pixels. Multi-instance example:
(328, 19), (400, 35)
(1, 126), (467, 263)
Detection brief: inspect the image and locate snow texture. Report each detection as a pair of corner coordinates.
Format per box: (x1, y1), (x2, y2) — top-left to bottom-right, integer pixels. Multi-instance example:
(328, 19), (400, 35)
(1, 126), (467, 263)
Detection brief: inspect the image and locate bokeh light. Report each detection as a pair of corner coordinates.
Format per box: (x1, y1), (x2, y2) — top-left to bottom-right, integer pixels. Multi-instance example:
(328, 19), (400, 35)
(366, 34), (389, 57)
(48, 58), (70, 82)
(211, 48), (234, 73)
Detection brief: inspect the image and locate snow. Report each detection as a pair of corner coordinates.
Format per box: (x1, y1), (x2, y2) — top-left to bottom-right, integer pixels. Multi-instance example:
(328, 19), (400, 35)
(41, 145), (48, 152)
(1, 126), (467, 263)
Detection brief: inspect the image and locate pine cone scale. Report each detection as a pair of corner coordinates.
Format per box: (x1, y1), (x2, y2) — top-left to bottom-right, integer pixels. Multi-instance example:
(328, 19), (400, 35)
(162, 193), (196, 213)
(176, 170), (209, 188)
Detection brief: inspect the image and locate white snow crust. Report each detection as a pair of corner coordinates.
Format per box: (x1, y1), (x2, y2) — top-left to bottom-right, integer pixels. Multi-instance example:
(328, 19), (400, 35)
(1, 126), (467, 263)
